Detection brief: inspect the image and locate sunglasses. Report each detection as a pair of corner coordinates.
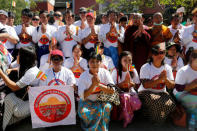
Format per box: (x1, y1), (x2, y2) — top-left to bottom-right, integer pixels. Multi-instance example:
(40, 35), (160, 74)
(32, 18), (39, 21)
(54, 14), (61, 17)
(51, 56), (63, 62)
(191, 53), (197, 58)
(152, 50), (166, 56)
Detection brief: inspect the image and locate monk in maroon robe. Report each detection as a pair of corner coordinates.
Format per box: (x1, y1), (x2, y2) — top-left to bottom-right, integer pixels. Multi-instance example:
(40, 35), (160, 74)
(123, 13), (151, 73)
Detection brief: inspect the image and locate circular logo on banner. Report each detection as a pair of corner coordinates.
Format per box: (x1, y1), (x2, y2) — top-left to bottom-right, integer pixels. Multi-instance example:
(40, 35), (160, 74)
(34, 89), (71, 123)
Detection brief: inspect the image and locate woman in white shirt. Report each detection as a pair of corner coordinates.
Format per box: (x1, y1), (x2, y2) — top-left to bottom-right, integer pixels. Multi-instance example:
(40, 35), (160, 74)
(164, 42), (184, 78)
(111, 51), (141, 128)
(39, 49), (76, 87)
(94, 42), (115, 72)
(78, 52), (114, 131)
(174, 49), (197, 118)
(64, 44), (88, 85)
(138, 43), (176, 123)
(0, 46), (41, 130)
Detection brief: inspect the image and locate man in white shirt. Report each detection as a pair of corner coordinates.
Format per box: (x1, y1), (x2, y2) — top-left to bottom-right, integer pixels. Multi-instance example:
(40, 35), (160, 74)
(0, 10), (19, 58)
(53, 11), (64, 29)
(99, 10), (124, 67)
(56, 10), (81, 58)
(73, 7), (88, 29)
(15, 8), (35, 54)
(32, 10), (56, 66)
(80, 12), (99, 59)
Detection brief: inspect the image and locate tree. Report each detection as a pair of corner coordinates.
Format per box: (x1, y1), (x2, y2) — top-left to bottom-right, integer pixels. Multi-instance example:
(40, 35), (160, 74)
(0, 0), (36, 25)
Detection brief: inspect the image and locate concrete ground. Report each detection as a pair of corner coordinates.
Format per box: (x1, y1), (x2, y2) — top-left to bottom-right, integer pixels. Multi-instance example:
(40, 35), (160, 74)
(6, 113), (188, 131)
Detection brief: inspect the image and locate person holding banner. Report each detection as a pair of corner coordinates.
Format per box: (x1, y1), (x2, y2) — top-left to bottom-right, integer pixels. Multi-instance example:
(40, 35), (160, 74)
(78, 51), (114, 131)
(0, 46), (43, 130)
(39, 49), (76, 87)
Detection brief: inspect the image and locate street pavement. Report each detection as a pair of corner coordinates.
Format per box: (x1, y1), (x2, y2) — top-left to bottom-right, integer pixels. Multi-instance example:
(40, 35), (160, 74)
(6, 113), (188, 131)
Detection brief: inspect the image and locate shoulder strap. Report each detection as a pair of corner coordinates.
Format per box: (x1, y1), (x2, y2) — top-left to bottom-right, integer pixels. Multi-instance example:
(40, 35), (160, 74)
(37, 26), (39, 32)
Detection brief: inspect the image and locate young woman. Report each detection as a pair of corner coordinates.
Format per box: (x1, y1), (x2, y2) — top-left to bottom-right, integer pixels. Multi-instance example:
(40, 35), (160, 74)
(174, 49), (197, 119)
(94, 42), (115, 72)
(138, 42), (176, 123)
(39, 49), (76, 86)
(78, 52), (114, 131)
(64, 44), (88, 84)
(0, 46), (40, 130)
(111, 51), (141, 127)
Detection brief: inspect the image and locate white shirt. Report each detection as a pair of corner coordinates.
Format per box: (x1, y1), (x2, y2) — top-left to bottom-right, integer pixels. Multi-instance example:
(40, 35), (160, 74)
(39, 53), (66, 71)
(64, 57), (88, 85)
(39, 66), (76, 86)
(3, 25), (19, 49)
(56, 25), (81, 57)
(138, 63), (174, 93)
(73, 20), (88, 28)
(80, 25), (100, 49)
(98, 23), (124, 48)
(64, 57), (88, 70)
(78, 68), (114, 101)
(101, 55), (115, 71)
(181, 24), (194, 47)
(16, 66), (40, 88)
(164, 57), (184, 71)
(168, 24), (185, 45)
(15, 25), (35, 49)
(111, 68), (140, 93)
(185, 40), (197, 53)
(32, 24), (56, 47)
(174, 65), (197, 95)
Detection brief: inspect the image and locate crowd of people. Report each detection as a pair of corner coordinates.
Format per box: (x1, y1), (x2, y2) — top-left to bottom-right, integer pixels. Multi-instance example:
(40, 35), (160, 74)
(0, 5), (196, 131)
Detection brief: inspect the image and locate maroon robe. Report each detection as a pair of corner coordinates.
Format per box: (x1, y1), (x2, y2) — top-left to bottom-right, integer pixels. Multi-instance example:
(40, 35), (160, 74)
(123, 25), (151, 73)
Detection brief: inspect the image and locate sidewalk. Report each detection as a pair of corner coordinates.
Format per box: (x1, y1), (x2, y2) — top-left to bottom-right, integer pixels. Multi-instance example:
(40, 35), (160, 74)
(6, 114), (187, 131)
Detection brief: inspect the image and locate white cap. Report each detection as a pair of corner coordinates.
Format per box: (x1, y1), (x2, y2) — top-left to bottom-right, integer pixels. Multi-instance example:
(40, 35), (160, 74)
(176, 7), (185, 13)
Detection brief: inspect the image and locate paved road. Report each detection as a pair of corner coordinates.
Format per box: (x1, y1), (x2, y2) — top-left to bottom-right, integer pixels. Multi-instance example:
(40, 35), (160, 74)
(6, 113), (187, 131)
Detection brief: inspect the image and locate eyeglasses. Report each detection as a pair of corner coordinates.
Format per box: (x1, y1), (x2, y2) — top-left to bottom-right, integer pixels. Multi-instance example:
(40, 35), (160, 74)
(54, 14), (61, 17)
(51, 56), (63, 62)
(191, 53), (197, 58)
(32, 18), (39, 21)
(100, 46), (104, 49)
(152, 50), (166, 56)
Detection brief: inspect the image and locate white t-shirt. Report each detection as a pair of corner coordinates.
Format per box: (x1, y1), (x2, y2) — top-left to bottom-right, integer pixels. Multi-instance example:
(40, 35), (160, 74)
(164, 57), (184, 71)
(56, 25), (81, 57)
(16, 66), (40, 88)
(80, 25), (100, 49)
(15, 24), (35, 49)
(78, 68), (114, 101)
(98, 23), (124, 48)
(185, 41), (197, 53)
(101, 55), (115, 71)
(32, 24), (56, 47)
(181, 24), (194, 47)
(3, 25), (19, 49)
(64, 57), (88, 70)
(138, 63), (174, 93)
(64, 57), (88, 85)
(111, 68), (140, 93)
(174, 65), (197, 95)
(73, 20), (88, 28)
(39, 66), (76, 86)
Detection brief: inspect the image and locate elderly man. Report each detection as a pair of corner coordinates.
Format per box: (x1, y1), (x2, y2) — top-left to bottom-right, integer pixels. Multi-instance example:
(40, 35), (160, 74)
(124, 13), (151, 73)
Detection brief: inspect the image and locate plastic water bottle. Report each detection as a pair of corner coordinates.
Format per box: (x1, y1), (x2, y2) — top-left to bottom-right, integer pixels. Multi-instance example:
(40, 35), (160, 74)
(188, 114), (196, 131)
